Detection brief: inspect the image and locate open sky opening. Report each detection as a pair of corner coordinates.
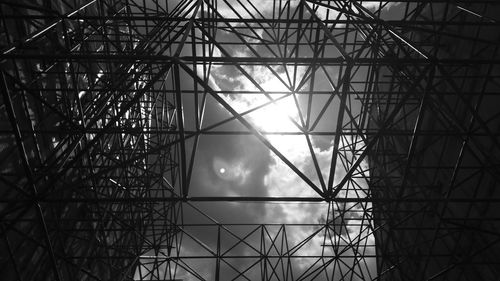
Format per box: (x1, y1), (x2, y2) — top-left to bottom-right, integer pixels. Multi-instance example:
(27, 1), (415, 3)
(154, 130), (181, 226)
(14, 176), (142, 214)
(132, 1), (402, 280)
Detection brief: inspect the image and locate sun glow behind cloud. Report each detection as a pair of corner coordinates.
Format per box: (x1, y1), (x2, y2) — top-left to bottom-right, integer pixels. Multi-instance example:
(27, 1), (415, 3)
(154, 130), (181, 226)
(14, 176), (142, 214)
(227, 102), (299, 138)
(213, 156), (249, 184)
(222, 91), (300, 132)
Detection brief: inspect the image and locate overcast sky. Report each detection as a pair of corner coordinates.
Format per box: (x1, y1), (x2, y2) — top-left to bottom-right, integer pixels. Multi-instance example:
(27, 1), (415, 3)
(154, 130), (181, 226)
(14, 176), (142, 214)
(134, 1), (403, 280)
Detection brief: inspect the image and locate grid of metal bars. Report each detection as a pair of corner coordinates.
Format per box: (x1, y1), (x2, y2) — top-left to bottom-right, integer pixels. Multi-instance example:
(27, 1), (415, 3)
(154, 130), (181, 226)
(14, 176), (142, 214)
(1, 0), (500, 280)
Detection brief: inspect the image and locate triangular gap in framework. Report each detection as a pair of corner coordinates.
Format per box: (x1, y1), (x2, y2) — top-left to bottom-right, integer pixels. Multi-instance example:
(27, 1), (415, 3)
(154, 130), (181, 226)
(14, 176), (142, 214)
(218, 258), (260, 280)
(261, 133), (326, 198)
(218, 226), (265, 278)
(297, 65), (341, 131)
(219, 224), (262, 256)
(197, 90), (250, 133)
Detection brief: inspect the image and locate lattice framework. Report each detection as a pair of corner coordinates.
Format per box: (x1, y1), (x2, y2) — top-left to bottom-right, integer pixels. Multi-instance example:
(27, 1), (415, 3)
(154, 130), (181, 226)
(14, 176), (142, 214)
(1, 0), (500, 280)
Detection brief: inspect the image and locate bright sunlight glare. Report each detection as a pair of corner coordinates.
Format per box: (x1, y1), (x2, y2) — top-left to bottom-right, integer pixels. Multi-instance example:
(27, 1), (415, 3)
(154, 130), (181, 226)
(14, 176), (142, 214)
(249, 96), (298, 131)
(223, 75), (300, 132)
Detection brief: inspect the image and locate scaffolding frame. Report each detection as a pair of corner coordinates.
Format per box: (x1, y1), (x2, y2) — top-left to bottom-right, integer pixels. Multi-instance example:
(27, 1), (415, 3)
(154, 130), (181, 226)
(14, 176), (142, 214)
(1, 0), (500, 280)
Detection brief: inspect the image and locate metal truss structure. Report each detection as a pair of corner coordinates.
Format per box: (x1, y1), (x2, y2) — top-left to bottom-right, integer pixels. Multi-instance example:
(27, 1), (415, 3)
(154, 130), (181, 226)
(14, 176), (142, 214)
(1, 0), (500, 280)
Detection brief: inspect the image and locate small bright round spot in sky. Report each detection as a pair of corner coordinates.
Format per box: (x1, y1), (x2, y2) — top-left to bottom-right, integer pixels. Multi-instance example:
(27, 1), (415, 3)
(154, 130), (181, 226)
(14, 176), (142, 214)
(219, 168), (226, 174)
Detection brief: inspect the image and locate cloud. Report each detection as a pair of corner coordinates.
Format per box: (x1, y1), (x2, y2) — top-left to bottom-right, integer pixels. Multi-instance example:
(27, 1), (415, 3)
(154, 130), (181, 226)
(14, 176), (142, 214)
(209, 62), (375, 277)
(214, 0), (299, 19)
(308, 1), (401, 29)
(212, 156), (250, 184)
(138, 58), (376, 281)
(204, 40), (376, 276)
